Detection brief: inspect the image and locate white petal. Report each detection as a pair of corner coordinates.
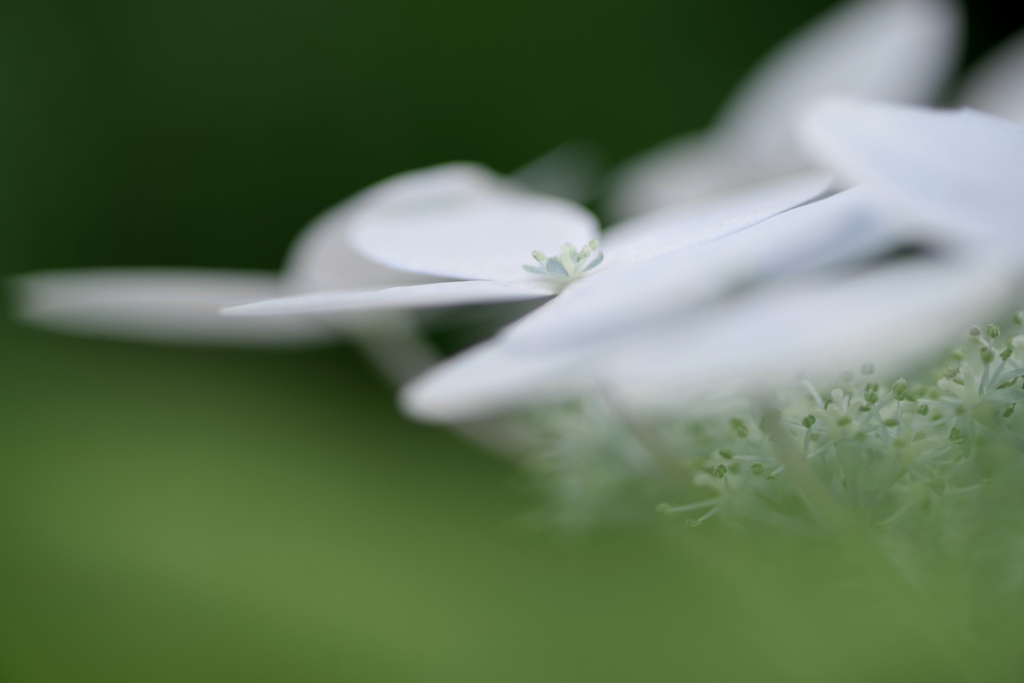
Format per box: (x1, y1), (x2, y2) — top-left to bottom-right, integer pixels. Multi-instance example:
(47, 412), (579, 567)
(223, 280), (556, 316)
(605, 0), (961, 217)
(602, 171), (832, 266)
(800, 98), (1024, 240)
(959, 29), (1024, 126)
(400, 338), (596, 423)
(604, 260), (1013, 412)
(282, 162), (501, 293)
(14, 269), (335, 348)
(718, 0), (962, 167)
(347, 191), (600, 282)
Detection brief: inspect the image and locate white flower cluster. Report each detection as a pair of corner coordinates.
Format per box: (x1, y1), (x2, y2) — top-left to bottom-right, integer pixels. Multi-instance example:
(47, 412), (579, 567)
(13, 0), (1024, 526)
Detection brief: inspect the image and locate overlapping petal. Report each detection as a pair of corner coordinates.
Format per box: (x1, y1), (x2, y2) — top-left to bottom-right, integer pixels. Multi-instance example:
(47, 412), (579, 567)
(346, 191), (600, 282)
(607, 0), (961, 217)
(799, 99), (1024, 242)
(603, 260), (1014, 412)
(601, 171), (832, 265)
(225, 280), (556, 316)
(282, 162), (502, 293)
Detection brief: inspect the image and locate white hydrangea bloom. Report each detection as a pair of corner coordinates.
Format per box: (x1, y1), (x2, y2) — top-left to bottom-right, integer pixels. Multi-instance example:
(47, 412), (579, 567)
(401, 102), (1024, 421)
(605, 0), (961, 218)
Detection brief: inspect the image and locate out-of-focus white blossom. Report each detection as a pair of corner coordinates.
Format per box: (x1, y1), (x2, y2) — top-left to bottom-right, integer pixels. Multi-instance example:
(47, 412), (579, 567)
(605, 0), (961, 218)
(402, 101), (1024, 421)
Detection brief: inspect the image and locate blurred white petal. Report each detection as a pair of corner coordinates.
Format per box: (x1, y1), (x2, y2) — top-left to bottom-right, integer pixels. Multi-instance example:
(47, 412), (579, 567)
(800, 98), (1024, 240)
(282, 162), (502, 293)
(602, 171), (832, 265)
(401, 338), (595, 424)
(347, 192), (600, 282)
(224, 280), (556, 316)
(607, 0), (961, 217)
(14, 269), (334, 348)
(717, 0), (960, 165)
(959, 30), (1024, 126)
(605, 260), (1014, 412)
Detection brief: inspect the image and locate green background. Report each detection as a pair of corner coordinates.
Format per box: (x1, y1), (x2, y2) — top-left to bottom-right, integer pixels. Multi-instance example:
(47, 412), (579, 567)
(0, 1), (1016, 681)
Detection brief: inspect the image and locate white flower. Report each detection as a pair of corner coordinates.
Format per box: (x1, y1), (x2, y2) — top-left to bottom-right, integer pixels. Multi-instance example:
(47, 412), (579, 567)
(605, 0), (961, 218)
(224, 173), (831, 322)
(12, 162), (509, 348)
(400, 99), (1024, 422)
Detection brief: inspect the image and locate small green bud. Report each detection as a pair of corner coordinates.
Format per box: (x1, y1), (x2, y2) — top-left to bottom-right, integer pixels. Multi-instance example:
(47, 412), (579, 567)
(1015, 311), (1024, 325)
(865, 382), (879, 392)
(884, 418), (899, 428)
(987, 323), (1001, 339)
(981, 348), (995, 364)
(730, 419), (748, 438)
(955, 404), (968, 415)
(891, 378), (908, 399)
(861, 363), (875, 376)
(970, 326), (982, 337)
(917, 404), (929, 416)
(712, 464), (727, 478)
(837, 416), (852, 426)
(684, 518), (701, 528)
(764, 470), (777, 480)
(949, 428), (966, 445)
(858, 405), (871, 413)
(531, 250), (546, 264)
(1001, 347), (1013, 361)
(865, 390), (879, 404)
(750, 463), (764, 475)
(718, 449), (733, 459)
(1004, 405), (1016, 419)
(588, 239), (599, 250)
(801, 415), (816, 428)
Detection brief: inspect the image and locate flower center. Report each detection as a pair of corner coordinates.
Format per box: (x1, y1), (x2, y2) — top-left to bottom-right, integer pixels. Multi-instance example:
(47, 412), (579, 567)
(523, 240), (604, 283)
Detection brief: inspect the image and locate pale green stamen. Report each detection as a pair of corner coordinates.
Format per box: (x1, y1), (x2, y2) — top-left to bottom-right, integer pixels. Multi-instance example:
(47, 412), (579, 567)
(523, 240), (603, 282)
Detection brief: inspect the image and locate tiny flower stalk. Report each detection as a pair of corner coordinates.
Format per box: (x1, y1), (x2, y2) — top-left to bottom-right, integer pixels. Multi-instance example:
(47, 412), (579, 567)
(523, 240), (604, 284)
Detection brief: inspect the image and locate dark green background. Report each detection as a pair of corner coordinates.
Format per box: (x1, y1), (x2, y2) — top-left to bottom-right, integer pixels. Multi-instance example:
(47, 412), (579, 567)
(0, 1), (1017, 681)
